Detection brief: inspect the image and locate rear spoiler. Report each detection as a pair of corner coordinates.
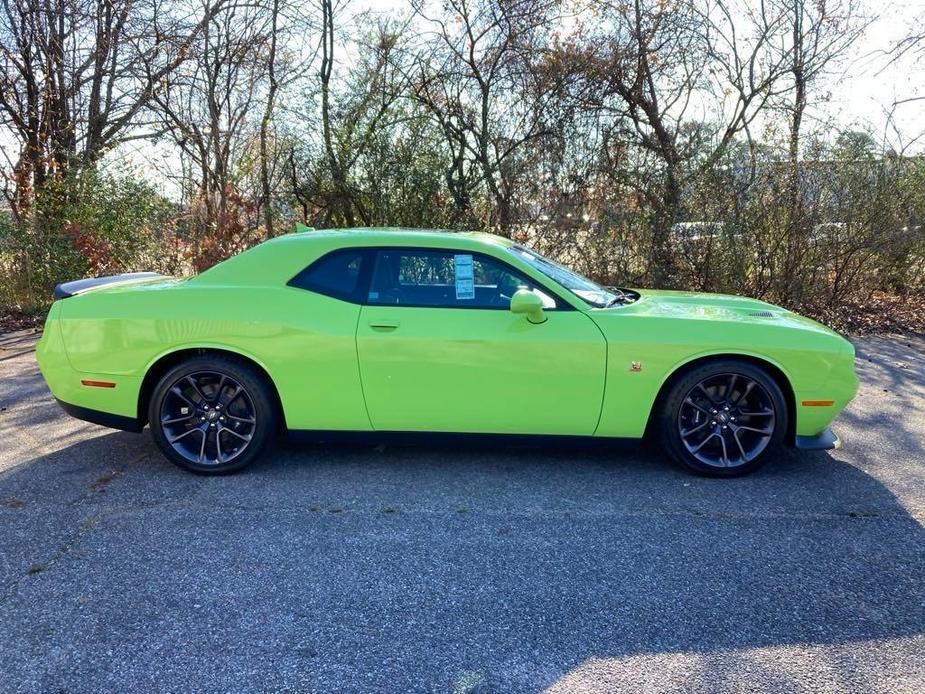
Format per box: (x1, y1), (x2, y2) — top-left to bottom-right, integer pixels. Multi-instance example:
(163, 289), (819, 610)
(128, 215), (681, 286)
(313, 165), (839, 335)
(53, 272), (166, 300)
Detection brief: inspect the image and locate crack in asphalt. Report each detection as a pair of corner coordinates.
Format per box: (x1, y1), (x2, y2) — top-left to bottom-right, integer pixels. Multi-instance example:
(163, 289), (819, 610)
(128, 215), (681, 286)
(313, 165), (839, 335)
(0, 451), (151, 606)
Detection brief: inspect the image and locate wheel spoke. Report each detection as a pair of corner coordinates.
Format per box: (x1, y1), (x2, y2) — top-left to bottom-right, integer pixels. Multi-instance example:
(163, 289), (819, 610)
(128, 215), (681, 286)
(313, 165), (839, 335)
(733, 381), (755, 406)
(216, 430), (224, 463)
(222, 385), (244, 407)
(718, 433), (730, 466)
(681, 420), (709, 437)
(220, 426), (252, 442)
(198, 428), (208, 463)
(696, 383), (719, 405)
(732, 428), (749, 461)
(690, 432), (718, 454)
(684, 397), (712, 416)
(162, 413), (195, 425)
(186, 375), (209, 404)
(736, 425), (773, 435)
(225, 413), (256, 424)
(212, 375), (227, 403)
(725, 375), (738, 404)
(738, 408), (773, 417)
(168, 426), (201, 444)
(170, 386), (196, 409)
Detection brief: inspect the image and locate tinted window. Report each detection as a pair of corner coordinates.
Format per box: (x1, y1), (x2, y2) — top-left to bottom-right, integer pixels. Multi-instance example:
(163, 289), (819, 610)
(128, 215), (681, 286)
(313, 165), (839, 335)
(289, 249), (366, 302)
(367, 249), (555, 309)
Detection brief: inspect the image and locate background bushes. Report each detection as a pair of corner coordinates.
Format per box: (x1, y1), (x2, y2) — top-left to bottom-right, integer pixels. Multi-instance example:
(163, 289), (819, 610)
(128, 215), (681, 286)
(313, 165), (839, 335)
(1, 0), (923, 332)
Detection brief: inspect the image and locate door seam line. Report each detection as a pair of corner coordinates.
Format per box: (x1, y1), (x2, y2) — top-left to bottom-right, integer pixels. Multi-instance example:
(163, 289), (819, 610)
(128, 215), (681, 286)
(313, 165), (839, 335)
(588, 313), (609, 436)
(353, 307), (376, 430)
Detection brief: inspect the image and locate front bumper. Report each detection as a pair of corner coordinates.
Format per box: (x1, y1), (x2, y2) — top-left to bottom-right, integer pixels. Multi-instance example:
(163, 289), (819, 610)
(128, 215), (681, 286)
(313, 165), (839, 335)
(794, 427), (841, 451)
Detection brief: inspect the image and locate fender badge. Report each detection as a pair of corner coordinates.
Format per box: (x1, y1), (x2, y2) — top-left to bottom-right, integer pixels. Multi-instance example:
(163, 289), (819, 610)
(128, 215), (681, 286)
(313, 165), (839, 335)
(630, 361), (643, 372)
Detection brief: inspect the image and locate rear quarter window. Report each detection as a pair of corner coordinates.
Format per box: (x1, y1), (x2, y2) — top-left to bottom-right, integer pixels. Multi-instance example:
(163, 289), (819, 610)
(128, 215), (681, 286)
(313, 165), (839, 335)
(288, 249), (367, 303)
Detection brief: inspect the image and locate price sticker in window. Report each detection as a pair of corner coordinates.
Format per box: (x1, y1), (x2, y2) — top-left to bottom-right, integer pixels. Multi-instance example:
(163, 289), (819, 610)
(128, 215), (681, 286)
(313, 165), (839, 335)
(454, 254), (475, 300)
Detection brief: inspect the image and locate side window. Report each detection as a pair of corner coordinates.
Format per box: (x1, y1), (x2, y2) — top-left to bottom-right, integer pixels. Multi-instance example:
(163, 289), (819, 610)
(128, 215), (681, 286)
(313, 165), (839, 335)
(367, 250), (556, 309)
(288, 249), (366, 302)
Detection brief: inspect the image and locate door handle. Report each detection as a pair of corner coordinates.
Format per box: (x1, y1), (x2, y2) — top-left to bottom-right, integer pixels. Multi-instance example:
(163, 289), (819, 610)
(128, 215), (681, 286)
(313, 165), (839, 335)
(368, 318), (400, 330)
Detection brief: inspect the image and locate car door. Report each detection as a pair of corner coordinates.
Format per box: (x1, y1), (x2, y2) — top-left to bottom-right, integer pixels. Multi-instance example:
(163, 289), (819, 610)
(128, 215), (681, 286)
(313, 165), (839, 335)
(355, 248), (607, 435)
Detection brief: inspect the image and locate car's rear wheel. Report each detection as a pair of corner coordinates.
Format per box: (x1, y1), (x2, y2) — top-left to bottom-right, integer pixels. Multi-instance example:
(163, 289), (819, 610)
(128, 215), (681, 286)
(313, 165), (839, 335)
(148, 355), (277, 474)
(657, 360), (788, 477)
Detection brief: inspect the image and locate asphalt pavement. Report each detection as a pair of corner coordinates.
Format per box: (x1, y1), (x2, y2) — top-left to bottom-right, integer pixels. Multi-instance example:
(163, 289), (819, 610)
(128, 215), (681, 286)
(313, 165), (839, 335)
(0, 328), (923, 693)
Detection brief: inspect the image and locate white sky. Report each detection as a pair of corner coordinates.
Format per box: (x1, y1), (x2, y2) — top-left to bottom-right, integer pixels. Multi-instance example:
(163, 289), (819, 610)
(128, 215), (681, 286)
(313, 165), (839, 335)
(822, 0), (924, 152)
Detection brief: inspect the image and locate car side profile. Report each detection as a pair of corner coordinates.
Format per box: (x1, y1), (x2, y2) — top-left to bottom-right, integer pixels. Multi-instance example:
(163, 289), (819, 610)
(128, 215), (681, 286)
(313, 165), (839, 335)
(36, 228), (859, 476)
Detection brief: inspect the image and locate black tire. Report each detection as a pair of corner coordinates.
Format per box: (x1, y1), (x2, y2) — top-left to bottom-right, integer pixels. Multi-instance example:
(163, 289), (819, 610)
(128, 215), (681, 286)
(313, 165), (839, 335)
(657, 359), (789, 477)
(147, 355), (277, 474)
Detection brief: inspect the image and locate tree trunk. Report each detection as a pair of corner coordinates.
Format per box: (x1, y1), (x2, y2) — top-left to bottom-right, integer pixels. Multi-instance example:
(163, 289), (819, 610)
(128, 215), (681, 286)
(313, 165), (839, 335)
(783, 0), (807, 301)
(650, 166), (681, 287)
(259, 0), (280, 236)
(319, 0), (355, 226)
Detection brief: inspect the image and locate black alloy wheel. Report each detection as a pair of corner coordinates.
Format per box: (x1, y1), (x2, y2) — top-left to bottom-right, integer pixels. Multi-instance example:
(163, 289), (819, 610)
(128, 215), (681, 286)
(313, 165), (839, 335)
(149, 355), (276, 474)
(658, 360), (788, 476)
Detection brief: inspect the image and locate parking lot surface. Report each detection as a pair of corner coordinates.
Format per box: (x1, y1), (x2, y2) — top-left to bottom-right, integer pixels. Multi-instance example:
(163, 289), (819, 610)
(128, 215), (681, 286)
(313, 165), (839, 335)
(0, 329), (923, 693)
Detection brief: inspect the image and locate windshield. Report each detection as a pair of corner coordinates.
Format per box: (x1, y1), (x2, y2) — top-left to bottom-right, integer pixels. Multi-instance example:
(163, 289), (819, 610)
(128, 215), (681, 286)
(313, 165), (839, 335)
(508, 244), (617, 308)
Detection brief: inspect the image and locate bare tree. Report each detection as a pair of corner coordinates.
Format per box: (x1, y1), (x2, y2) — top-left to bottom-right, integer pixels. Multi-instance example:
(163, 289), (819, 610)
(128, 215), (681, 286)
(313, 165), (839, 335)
(408, 0), (558, 232)
(290, 2), (411, 227)
(149, 0), (278, 266)
(889, 7), (925, 68)
(318, 0), (355, 224)
(760, 0), (868, 301)
(557, 0), (795, 284)
(774, 0), (867, 225)
(260, 0), (281, 236)
(0, 0), (229, 215)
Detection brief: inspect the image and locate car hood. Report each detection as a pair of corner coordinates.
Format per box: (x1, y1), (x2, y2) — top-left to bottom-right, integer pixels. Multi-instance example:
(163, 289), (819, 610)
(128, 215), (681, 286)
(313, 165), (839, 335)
(608, 289), (840, 337)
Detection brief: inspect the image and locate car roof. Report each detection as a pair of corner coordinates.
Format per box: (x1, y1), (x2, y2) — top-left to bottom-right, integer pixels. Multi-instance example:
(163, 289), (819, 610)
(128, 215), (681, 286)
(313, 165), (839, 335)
(189, 226), (536, 295)
(263, 227), (516, 250)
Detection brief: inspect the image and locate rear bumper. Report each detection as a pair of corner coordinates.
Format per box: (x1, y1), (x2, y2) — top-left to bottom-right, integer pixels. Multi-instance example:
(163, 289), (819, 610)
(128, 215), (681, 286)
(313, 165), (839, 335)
(55, 398), (143, 433)
(37, 306), (144, 425)
(794, 427), (840, 451)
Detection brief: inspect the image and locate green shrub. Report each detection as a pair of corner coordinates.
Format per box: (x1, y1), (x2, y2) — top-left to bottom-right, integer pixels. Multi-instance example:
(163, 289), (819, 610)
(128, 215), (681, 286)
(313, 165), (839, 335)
(0, 168), (179, 313)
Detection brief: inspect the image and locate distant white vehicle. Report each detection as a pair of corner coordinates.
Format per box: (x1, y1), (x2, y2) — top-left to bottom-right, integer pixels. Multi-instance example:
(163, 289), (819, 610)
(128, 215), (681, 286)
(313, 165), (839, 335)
(671, 222), (726, 243)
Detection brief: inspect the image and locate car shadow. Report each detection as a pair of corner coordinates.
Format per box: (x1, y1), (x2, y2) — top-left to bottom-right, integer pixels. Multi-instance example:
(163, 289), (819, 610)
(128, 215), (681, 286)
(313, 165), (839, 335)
(0, 421), (922, 691)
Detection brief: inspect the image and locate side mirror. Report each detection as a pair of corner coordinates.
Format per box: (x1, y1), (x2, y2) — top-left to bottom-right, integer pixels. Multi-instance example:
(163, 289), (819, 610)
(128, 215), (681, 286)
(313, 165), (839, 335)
(509, 288), (547, 324)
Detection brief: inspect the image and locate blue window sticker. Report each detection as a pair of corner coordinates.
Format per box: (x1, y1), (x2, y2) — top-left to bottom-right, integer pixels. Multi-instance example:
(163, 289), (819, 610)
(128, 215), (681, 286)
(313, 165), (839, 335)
(454, 254), (474, 300)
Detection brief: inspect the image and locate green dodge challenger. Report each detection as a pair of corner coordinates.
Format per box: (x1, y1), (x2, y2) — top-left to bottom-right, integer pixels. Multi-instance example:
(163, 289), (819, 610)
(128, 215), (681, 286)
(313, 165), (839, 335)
(36, 228), (859, 476)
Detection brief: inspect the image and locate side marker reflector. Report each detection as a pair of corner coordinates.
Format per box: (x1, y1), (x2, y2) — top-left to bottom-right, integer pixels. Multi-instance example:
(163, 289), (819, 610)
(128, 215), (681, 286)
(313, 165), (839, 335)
(801, 400), (834, 407)
(81, 380), (116, 389)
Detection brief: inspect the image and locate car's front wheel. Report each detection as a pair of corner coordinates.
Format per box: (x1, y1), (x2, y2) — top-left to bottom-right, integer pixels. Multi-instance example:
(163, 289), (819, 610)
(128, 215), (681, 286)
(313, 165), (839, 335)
(658, 360), (788, 477)
(148, 355), (277, 474)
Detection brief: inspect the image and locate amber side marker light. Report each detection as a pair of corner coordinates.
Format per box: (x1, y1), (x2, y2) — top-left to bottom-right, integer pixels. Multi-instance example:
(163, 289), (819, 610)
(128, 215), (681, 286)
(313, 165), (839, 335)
(801, 399), (834, 407)
(81, 380), (116, 388)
